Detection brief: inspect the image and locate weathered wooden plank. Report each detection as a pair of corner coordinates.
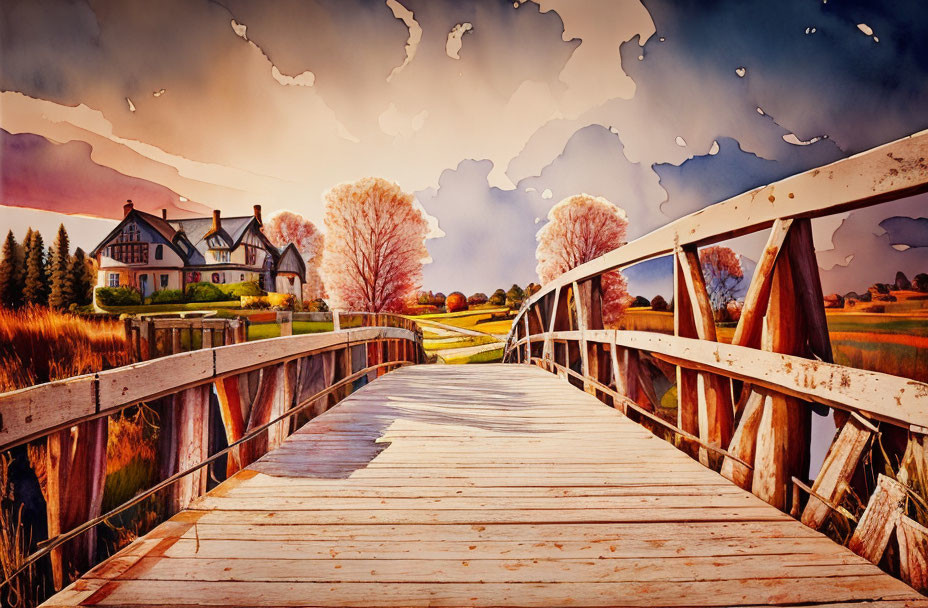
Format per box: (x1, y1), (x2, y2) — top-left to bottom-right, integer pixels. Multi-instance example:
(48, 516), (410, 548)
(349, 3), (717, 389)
(0, 374), (96, 448)
(848, 474), (908, 564)
(896, 515), (928, 593)
(97, 350), (213, 411)
(801, 415), (873, 529)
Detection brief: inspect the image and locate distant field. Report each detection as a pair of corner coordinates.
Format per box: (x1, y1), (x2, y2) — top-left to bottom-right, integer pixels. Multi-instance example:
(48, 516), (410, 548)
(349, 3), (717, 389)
(409, 308), (511, 363)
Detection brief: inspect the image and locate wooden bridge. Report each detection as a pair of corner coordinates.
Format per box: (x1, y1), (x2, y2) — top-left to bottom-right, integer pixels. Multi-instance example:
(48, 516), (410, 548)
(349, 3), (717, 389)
(1, 129), (927, 606)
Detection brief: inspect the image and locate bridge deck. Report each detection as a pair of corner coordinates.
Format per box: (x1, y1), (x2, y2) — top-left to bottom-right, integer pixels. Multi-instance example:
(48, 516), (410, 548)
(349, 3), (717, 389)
(47, 365), (925, 607)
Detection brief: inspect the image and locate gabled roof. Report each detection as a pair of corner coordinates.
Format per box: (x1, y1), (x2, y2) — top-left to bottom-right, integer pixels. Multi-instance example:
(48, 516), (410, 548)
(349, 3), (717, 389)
(169, 216), (266, 257)
(276, 243), (307, 276)
(91, 209), (186, 259)
(92, 208), (286, 266)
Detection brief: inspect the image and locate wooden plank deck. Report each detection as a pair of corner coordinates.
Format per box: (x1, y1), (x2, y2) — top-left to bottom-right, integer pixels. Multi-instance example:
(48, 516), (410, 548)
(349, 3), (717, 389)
(45, 364), (926, 607)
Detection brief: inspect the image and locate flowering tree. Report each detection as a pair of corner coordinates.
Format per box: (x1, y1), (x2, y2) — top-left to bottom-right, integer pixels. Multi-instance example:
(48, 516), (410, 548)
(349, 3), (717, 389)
(263, 210), (326, 301)
(536, 194), (629, 325)
(698, 245), (744, 319)
(321, 177), (429, 312)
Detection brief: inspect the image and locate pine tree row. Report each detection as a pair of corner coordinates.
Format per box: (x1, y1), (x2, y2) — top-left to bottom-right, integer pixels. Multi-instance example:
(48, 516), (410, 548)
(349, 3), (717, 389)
(0, 224), (95, 309)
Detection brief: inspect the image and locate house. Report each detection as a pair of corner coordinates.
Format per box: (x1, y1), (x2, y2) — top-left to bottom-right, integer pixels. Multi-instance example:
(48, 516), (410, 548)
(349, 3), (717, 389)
(91, 201), (306, 298)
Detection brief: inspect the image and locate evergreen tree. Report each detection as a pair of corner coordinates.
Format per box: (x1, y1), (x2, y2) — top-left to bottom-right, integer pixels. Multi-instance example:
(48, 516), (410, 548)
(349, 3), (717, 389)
(68, 247), (93, 306)
(49, 224), (74, 308)
(23, 230), (49, 306)
(0, 230), (24, 308)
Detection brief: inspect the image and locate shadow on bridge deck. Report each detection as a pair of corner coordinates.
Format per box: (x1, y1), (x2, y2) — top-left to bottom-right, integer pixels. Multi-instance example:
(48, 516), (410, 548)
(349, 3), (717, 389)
(44, 364), (926, 607)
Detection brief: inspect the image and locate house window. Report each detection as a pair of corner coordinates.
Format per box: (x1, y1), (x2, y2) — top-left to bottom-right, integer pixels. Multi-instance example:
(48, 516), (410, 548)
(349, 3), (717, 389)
(186, 271), (201, 283)
(211, 272), (221, 284)
(155, 244), (163, 260)
(240, 273), (245, 281)
(288, 276), (295, 286)
(160, 274), (169, 288)
(105, 243), (148, 264)
(245, 244), (257, 265)
(108, 273), (120, 287)
(212, 250), (230, 263)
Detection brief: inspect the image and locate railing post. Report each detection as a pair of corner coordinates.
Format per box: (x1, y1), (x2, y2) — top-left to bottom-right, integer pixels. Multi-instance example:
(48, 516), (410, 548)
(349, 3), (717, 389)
(278, 311), (293, 337)
(333, 310), (341, 331)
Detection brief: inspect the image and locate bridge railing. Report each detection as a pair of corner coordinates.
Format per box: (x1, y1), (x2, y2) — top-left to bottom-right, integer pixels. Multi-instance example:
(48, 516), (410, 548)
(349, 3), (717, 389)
(0, 313), (423, 594)
(503, 129), (928, 590)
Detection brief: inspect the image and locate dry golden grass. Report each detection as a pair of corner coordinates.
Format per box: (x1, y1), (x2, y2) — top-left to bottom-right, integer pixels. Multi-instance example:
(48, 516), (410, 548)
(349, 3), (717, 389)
(0, 307), (133, 392)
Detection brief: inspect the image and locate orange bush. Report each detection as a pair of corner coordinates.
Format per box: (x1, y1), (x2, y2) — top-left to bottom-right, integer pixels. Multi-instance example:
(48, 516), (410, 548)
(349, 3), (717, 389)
(446, 292), (467, 313)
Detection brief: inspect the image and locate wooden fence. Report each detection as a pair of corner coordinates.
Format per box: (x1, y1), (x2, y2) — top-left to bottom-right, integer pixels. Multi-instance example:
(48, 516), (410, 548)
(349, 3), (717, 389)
(503, 128), (928, 591)
(0, 315), (423, 592)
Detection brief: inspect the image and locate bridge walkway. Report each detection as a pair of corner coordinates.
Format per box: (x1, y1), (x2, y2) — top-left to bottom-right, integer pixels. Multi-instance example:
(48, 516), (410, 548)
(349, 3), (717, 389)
(45, 365), (925, 607)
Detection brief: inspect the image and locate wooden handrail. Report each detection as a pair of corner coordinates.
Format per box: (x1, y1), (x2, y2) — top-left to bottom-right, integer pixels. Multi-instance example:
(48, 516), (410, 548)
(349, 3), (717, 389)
(503, 129), (928, 572)
(0, 324), (420, 451)
(0, 358), (413, 592)
(512, 330), (928, 428)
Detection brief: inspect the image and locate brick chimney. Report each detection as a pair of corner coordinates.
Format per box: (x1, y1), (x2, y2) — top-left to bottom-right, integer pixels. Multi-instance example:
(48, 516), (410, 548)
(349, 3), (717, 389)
(123, 200), (134, 217)
(211, 209), (221, 232)
(253, 204), (263, 226)
(161, 208), (168, 220)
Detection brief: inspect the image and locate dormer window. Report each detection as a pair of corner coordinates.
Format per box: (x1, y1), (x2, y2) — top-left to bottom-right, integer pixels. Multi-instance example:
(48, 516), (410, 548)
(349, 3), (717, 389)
(212, 249), (230, 263)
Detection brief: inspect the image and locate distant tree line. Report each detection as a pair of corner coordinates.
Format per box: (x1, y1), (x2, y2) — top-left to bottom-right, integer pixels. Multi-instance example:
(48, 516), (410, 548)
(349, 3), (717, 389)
(0, 224), (94, 310)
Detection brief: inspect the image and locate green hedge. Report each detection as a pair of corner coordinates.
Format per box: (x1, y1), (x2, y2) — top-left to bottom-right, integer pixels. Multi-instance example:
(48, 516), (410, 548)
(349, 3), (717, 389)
(218, 280), (264, 298)
(148, 289), (184, 304)
(185, 282), (225, 302)
(96, 286), (142, 307)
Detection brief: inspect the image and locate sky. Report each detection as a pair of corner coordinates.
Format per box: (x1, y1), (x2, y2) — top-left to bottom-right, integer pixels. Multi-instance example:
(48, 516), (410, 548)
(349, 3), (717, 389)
(2, 0), (928, 296)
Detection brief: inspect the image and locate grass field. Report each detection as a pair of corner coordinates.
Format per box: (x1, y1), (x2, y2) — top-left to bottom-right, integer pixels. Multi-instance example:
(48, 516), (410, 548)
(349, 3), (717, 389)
(98, 301), (243, 316)
(409, 307), (512, 364)
(248, 321), (334, 340)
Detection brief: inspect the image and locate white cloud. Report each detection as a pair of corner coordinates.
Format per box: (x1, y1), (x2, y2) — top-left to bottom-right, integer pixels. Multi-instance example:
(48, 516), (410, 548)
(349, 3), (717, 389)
(386, 0), (421, 82)
(783, 132), (825, 146)
(271, 66), (315, 87)
(378, 103), (428, 139)
(446, 23), (473, 60)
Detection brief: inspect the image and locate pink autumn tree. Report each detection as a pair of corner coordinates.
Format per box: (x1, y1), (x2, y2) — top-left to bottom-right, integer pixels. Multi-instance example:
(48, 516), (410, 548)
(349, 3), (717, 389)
(321, 177), (429, 312)
(536, 194), (630, 326)
(263, 210), (326, 301)
(699, 245), (744, 320)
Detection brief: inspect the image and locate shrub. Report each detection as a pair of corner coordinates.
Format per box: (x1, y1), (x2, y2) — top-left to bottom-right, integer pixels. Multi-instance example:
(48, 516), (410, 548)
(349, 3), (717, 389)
(218, 280), (263, 299)
(96, 286), (142, 307)
(467, 292), (488, 306)
(185, 282), (225, 302)
(267, 292), (295, 310)
(650, 295), (668, 312)
(631, 295), (650, 308)
(149, 289), (184, 304)
(915, 273), (928, 292)
(304, 298), (329, 312)
(489, 289), (506, 306)
(446, 292), (467, 313)
(241, 295), (270, 309)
